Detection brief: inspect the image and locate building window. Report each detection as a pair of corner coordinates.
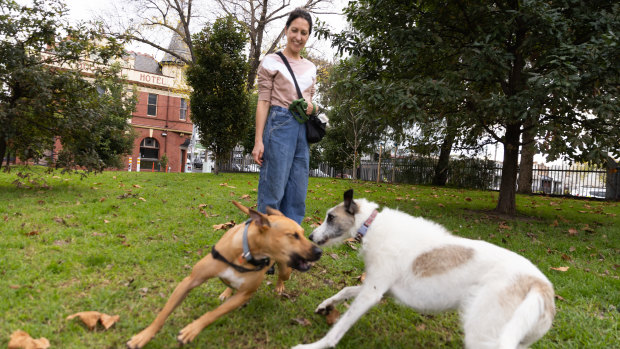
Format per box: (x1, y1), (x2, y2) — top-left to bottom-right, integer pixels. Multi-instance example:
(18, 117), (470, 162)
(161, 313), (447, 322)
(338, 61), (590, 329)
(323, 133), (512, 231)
(147, 93), (158, 116)
(140, 137), (159, 160)
(180, 98), (187, 120)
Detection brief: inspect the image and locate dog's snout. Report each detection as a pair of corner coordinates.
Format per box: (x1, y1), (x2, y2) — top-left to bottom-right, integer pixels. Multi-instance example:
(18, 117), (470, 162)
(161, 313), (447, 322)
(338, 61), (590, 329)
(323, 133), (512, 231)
(312, 246), (322, 260)
(309, 233), (314, 242)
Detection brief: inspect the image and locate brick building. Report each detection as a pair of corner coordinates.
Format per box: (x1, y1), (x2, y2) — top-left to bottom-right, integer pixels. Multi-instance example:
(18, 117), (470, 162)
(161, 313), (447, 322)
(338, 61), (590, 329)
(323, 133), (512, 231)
(123, 31), (193, 173)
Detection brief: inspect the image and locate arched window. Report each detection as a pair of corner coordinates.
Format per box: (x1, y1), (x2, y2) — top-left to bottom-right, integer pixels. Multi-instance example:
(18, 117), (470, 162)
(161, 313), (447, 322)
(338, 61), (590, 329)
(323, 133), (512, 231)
(140, 138), (159, 160)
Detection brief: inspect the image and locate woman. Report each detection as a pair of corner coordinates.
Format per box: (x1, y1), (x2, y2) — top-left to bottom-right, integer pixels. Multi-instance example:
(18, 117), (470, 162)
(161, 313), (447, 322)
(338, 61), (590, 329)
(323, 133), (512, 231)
(252, 8), (317, 224)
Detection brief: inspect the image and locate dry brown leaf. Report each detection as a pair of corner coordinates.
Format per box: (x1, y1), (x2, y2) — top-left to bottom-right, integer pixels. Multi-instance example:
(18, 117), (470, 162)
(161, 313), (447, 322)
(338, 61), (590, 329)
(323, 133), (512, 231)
(212, 221), (235, 230)
(464, 197), (472, 202)
(198, 204), (208, 208)
(240, 194), (251, 200)
(550, 220), (559, 227)
(438, 203), (445, 208)
(24, 231), (39, 236)
(498, 222), (512, 230)
(132, 184), (141, 188)
(357, 272), (366, 283)
(568, 228), (578, 236)
(291, 317), (311, 326)
(550, 266), (569, 272)
(66, 311), (119, 330)
(103, 219), (110, 224)
(325, 308), (340, 326)
(138, 197), (146, 202)
(8, 330), (50, 349)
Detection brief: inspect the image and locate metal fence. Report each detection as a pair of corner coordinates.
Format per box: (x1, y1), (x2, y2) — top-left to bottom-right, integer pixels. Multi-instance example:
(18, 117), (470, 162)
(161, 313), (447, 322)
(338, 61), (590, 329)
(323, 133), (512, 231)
(220, 154), (614, 199)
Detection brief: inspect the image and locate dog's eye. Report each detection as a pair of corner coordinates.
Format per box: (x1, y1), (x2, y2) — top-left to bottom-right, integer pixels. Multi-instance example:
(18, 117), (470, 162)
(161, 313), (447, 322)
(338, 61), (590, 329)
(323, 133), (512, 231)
(289, 233), (301, 240)
(327, 214), (334, 223)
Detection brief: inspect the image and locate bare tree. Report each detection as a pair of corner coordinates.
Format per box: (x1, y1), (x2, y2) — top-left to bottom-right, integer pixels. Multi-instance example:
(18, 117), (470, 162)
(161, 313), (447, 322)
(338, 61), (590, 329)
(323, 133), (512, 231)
(97, 0), (199, 64)
(98, 0), (337, 89)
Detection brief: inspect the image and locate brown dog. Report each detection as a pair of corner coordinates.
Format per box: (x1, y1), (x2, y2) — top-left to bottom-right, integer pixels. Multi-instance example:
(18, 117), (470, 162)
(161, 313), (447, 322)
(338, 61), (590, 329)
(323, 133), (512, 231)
(126, 201), (322, 348)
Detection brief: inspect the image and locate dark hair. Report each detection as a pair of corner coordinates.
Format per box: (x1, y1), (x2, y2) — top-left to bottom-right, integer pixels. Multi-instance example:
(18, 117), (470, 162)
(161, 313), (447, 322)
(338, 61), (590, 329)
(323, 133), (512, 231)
(286, 8), (313, 34)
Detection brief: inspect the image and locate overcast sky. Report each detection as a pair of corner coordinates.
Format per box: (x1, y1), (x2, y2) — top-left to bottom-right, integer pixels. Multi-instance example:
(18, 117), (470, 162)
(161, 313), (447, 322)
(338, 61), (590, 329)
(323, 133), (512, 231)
(61, 0), (348, 61)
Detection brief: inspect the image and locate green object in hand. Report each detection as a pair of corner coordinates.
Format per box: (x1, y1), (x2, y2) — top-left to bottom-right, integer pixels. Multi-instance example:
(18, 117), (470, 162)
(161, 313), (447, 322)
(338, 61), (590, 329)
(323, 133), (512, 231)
(289, 98), (309, 123)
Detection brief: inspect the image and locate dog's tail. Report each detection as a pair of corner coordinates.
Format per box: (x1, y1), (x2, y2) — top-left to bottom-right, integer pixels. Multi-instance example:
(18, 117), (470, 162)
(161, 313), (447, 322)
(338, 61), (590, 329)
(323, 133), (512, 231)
(497, 287), (554, 349)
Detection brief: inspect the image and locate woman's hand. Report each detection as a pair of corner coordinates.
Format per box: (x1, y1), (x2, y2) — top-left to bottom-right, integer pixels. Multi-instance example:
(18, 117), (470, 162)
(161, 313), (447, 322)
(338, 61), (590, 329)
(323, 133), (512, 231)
(305, 102), (315, 115)
(252, 141), (264, 166)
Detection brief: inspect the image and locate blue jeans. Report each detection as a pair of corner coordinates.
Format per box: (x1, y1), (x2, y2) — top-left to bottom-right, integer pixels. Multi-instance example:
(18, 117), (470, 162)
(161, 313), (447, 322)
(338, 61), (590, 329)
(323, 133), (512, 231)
(258, 106), (309, 224)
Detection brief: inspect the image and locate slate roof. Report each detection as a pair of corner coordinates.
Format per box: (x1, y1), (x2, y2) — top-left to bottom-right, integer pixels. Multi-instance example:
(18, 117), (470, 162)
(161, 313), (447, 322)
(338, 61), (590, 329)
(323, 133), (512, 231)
(161, 23), (191, 65)
(131, 52), (161, 74)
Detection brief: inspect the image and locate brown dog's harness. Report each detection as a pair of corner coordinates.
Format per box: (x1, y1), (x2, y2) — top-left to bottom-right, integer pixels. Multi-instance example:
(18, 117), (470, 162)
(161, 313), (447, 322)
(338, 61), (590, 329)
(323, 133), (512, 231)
(211, 219), (271, 273)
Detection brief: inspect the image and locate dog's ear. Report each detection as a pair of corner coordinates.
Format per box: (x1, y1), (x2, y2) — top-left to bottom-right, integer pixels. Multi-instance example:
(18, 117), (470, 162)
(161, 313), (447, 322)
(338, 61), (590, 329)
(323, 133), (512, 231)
(249, 208), (271, 230)
(266, 206), (284, 216)
(343, 189), (358, 215)
(232, 200), (250, 215)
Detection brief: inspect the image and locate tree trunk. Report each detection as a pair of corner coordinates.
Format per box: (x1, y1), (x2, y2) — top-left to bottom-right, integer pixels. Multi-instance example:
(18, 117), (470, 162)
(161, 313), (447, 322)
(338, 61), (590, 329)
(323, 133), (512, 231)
(433, 123), (456, 186)
(213, 153), (220, 175)
(0, 134), (6, 170)
(495, 124), (521, 215)
(517, 121), (535, 194)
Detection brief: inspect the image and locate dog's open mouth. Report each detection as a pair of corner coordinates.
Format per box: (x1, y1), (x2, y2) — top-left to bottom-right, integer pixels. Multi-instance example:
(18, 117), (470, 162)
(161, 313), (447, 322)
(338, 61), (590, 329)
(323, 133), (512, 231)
(288, 248), (322, 272)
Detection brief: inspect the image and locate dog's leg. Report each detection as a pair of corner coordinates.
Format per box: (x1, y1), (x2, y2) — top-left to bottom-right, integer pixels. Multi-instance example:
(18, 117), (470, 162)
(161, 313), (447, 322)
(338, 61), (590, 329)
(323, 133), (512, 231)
(177, 289), (254, 345)
(126, 256), (219, 349)
(218, 287), (234, 302)
(275, 262), (292, 294)
(315, 286), (361, 314)
(293, 283), (387, 349)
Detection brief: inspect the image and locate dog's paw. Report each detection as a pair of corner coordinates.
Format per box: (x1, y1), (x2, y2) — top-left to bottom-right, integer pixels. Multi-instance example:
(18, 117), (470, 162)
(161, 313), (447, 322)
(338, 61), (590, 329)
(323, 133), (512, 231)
(178, 323), (202, 345)
(126, 331), (153, 349)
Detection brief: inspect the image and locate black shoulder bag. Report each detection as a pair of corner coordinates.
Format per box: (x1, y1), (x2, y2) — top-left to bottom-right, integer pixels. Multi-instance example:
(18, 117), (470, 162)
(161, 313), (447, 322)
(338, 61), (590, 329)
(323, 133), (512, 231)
(275, 51), (326, 143)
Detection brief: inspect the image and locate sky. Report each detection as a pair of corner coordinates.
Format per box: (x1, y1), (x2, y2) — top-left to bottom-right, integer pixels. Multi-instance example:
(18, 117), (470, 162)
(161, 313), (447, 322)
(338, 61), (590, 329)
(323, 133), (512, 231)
(61, 0), (349, 61)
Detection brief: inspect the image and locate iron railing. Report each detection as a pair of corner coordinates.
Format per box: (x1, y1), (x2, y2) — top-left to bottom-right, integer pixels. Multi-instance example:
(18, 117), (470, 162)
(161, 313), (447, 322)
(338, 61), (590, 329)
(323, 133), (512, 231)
(219, 154), (614, 199)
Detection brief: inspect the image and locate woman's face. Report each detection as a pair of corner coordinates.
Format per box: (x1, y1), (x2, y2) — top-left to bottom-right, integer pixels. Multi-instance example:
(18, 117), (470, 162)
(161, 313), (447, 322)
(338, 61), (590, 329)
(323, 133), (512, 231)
(285, 17), (310, 55)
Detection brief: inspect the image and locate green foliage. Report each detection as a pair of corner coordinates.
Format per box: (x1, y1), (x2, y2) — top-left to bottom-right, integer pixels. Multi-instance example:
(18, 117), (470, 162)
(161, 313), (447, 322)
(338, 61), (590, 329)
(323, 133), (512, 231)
(318, 0), (620, 214)
(186, 16), (251, 174)
(0, 0), (136, 173)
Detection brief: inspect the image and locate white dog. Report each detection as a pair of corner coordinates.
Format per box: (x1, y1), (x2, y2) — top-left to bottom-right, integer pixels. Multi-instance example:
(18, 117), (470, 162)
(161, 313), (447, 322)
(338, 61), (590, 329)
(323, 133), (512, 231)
(293, 189), (555, 349)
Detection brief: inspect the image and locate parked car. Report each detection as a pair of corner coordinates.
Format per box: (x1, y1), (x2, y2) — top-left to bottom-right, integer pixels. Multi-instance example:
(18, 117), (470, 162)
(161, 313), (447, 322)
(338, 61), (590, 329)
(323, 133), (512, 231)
(193, 160), (203, 170)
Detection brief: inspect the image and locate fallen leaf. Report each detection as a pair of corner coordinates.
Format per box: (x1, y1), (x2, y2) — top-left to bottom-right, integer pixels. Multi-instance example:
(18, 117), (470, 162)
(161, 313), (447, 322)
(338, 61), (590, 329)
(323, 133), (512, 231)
(569, 246), (576, 252)
(498, 222), (512, 230)
(554, 294), (566, 301)
(329, 253), (340, 260)
(325, 307), (340, 326)
(568, 228), (578, 236)
(138, 197), (146, 202)
(212, 221), (235, 230)
(133, 184), (141, 188)
(356, 272), (366, 283)
(99, 197), (106, 202)
(24, 231), (39, 236)
(464, 197), (472, 202)
(438, 203), (445, 208)
(416, 323), (427, 331)
(8, 330), (50, 349)
(198, 204), (208, 208)
(550, 220), (558, 227)
(240, 194), (251, 200)
(561, 253), (572, 261)
(291, 317), (311, 326)
(550, 266), (569, 272)
(104, 219), (110, 224)
(66, 311), (119, 330)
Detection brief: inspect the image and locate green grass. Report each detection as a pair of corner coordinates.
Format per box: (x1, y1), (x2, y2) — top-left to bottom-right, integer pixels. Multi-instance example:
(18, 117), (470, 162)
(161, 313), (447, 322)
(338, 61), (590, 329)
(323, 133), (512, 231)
(0, 167), (618, 348)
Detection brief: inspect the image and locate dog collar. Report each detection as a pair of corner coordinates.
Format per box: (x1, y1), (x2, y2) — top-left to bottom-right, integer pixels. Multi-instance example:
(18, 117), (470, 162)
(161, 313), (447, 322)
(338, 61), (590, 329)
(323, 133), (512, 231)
(242, 219), (271, 268)
(355, 209), (378, 242)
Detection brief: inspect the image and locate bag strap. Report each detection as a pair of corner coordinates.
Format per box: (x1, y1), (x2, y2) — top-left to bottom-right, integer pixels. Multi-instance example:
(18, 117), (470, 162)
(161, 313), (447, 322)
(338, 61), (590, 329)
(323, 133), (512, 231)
(276, 51), (303, 99)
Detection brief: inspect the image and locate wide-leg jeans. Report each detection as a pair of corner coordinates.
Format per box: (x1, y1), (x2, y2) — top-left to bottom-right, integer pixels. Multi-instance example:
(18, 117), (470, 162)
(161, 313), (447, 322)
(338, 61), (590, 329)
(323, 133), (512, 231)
(257, 106), (309, 224)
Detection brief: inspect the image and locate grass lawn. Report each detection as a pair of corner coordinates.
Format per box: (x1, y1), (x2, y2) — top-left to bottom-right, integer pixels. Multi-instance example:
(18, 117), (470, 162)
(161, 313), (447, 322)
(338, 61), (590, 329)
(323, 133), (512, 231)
(0, 168), (618, 348)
